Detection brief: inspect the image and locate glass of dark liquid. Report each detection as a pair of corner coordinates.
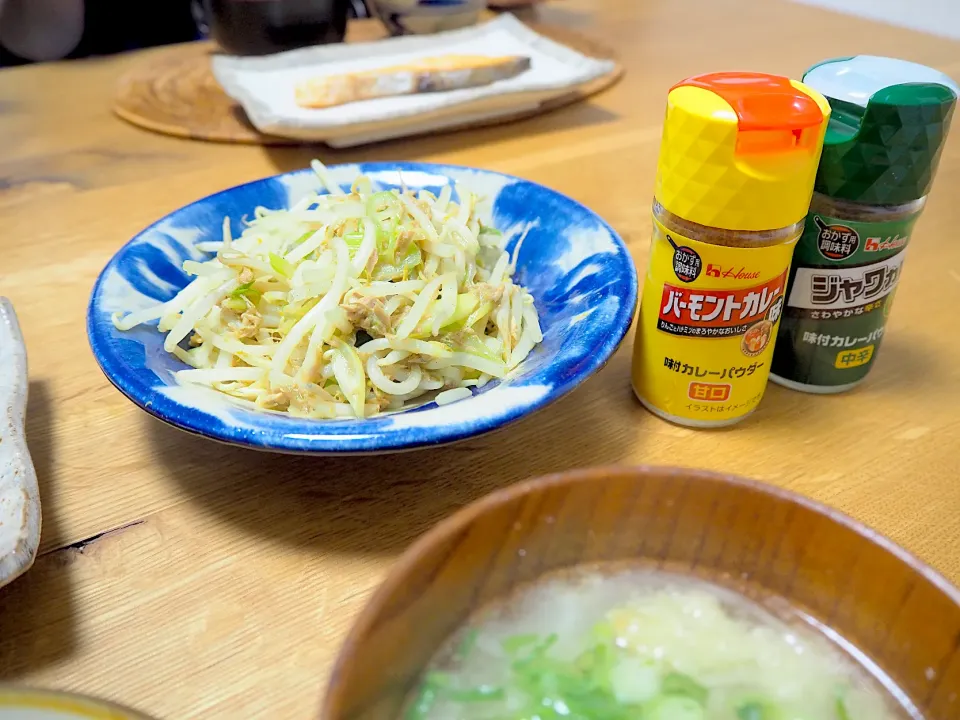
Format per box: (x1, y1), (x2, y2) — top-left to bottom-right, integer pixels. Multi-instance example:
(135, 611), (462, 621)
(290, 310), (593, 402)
(204, 0), (350, 55)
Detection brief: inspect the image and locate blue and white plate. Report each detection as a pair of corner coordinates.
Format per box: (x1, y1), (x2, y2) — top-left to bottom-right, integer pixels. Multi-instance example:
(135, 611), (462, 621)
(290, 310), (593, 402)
(87, 163), (638, 454)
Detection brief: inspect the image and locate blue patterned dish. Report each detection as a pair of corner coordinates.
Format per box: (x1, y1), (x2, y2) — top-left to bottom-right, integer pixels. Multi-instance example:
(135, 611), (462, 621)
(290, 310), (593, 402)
(87, 163), (637, 454)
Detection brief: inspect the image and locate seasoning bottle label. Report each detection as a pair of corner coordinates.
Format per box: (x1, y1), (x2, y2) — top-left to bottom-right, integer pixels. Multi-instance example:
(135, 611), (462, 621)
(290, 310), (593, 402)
(632, 219), (798, 425)
(770, 210), (918, 388)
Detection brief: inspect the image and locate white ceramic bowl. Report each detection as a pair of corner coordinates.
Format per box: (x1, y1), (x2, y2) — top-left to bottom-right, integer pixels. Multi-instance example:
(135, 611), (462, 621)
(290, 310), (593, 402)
(368, 0), (485, 35)
(0, 688), (153, 720)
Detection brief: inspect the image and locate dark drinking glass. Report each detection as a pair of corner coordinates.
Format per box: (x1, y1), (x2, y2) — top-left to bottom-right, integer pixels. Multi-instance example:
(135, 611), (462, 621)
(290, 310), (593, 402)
(204, 0), (349, 56)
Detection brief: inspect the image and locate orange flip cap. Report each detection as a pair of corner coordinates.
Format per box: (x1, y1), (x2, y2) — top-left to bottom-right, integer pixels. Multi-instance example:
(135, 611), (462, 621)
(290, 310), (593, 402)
(672, 72), (824, 132)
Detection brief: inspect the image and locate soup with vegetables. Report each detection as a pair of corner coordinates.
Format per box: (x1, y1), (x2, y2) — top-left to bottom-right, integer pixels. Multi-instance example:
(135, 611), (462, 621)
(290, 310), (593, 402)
(407, 568), (912, 720)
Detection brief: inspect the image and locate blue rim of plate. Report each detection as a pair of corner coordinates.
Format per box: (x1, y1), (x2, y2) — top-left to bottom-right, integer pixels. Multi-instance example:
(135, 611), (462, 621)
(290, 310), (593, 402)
(87, 163), (638, 454)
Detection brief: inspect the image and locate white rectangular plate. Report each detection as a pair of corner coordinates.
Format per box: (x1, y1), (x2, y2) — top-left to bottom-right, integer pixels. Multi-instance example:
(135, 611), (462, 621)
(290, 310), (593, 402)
(211, 14), (616, 144)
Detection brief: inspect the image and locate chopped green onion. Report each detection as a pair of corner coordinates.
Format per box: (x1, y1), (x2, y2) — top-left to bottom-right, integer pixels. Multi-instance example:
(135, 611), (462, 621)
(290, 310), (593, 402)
(460, 334), (500, 363)
(462, 300), (494, 332)
(518, 632), (558, 661)
(440, 292), (481, 331)
(291, 230), (313, 249)
(424, 671), (451, 688)
(372, 243), (422, 281)
(662, 671), (708, 705)
(281, 297), (318, 321)
(222, 298), (247, 313)
(331, 338), (366, 418)
(230, 281), (253, 298)
(647, 695), (705, 720)
(405, 681), (439, 720)
(269, 252), (295, 278)
(502, 633), (540, 655)
(343, 220), (365, 256)
(367, 191), (401, 251)
(229, 281), (262, 305)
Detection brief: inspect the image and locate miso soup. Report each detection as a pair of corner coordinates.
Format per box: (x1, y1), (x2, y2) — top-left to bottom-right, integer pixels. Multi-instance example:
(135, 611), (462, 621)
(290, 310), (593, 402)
(407, 568), (914, 720)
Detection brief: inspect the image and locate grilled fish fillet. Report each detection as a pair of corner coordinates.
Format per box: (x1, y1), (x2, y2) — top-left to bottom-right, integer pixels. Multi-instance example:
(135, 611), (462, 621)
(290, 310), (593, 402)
(295, 54), (532, 109)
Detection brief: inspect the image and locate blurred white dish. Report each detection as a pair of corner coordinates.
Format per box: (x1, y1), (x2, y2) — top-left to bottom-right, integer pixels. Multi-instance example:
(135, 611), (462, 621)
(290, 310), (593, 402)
(0, 298), (39, 591)
(367, 0), (486, 36)
(211, 14), (615, 145)
(0, 688), (153, 719)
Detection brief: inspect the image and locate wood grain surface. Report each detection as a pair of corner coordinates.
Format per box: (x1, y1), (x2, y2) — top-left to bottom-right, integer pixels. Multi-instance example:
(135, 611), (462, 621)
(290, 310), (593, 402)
(324, 467), (960, 720)
(0, 0), (959, 718)
(112, 17), (622, 145)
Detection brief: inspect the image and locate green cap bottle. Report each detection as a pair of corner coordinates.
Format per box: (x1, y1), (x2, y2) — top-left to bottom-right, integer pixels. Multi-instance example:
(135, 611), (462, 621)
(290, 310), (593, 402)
(770, 56), (957, 394)
(804, 55), (958, 205)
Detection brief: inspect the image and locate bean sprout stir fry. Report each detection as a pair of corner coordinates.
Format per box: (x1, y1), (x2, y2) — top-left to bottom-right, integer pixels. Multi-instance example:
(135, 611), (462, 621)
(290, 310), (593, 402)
(113, 161), (543, 419)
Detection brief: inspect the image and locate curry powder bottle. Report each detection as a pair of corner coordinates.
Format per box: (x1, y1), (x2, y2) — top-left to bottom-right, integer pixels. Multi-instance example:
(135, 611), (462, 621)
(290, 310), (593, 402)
(631, 73), (830, 427)
(770, 56), (958, 393)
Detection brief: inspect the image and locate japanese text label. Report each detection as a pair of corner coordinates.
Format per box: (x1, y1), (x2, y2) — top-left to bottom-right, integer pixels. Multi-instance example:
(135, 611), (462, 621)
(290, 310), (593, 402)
(772, 210), (919, 389)
(658, 271), (787, 337)
(632, 217), (798, 426)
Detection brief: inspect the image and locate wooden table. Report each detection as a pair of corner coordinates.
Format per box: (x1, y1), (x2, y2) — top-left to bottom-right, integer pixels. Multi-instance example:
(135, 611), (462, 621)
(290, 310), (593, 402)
(1, 0), (959, 717)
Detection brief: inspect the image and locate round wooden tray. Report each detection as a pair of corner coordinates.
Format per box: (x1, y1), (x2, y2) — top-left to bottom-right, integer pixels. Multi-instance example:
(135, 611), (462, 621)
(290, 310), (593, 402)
(112, 17), (622, 146)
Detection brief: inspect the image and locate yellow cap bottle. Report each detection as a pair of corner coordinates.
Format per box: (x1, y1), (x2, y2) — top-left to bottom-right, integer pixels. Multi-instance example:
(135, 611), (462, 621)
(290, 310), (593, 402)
(632, 72), (831, 427)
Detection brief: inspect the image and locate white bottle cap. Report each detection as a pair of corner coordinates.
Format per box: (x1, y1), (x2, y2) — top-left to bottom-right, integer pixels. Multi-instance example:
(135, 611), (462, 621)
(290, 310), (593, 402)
(803, 55), (959, 107)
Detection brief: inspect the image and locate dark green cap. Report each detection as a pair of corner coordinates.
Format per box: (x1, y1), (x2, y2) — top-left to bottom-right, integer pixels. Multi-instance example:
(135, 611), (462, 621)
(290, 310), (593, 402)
(803, 56), (958, 205)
